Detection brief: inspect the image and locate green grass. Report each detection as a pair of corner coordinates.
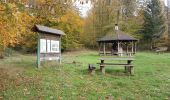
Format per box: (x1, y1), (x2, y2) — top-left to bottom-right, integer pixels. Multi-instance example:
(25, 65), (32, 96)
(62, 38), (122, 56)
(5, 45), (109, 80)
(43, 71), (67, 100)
(0, 51), (170, 100)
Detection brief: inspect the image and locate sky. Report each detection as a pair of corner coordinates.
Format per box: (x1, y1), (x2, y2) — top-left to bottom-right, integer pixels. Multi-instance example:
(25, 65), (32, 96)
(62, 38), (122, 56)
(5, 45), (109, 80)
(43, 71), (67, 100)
(73, 0), (93, 17)
(74, 0), (168, 17)
(165, 0), (167, 6)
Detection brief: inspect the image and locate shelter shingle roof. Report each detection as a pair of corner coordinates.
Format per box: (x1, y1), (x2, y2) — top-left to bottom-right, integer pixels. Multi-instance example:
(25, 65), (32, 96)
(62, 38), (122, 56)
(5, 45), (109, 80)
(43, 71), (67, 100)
(97, 30), (137, 42)
(35, 25), (65, 35)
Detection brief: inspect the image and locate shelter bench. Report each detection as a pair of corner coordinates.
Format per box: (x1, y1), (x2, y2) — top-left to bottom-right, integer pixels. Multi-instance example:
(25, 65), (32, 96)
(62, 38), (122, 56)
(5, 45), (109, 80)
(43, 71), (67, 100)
(97, 58), (135, 75)
(99, 52), (135, 57)
(155, 47), (168, 54)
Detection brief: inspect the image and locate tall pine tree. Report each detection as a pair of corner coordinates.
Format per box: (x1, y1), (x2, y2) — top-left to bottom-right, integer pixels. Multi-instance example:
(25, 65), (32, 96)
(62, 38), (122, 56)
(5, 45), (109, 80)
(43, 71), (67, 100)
(142, 0), (167, 49)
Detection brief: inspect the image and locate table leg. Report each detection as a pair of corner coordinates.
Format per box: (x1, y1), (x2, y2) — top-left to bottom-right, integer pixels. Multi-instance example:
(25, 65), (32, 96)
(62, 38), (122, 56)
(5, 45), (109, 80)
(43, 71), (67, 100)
(100, 60), (104, 70)
(130, 66), (134, 75)
(124, 66), (128, 73)
(100, 60), (105, 74)
(127, 60), (132, 74)
(101, 66), (105, 74)
(100, 65), (102, 70)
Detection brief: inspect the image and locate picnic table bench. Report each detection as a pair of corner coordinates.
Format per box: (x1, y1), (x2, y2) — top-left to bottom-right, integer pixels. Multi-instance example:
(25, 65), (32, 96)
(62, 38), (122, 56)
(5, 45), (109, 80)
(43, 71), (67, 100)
(97, 58), (135, 75)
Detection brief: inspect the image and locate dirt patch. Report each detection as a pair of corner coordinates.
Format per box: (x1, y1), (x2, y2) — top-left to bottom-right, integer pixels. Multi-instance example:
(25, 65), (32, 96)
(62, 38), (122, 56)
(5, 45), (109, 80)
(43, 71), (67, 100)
(0, 66), (41, 99)
(0, 65), (24, 75)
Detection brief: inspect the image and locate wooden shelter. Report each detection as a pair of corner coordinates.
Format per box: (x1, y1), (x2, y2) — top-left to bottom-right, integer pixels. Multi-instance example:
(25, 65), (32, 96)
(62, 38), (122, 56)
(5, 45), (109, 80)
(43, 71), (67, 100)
(97, 26), (138, 56)
(34, 25), (65, 68)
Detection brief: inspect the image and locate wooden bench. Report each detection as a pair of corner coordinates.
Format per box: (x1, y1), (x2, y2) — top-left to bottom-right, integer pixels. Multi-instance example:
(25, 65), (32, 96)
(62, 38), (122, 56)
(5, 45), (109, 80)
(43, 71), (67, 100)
(98, 58), (135, 75)
(155, 47), (168, 54)
(88, 64), (96, 75)
(99, 52), (112, 56)
(97, 63), (134, 75)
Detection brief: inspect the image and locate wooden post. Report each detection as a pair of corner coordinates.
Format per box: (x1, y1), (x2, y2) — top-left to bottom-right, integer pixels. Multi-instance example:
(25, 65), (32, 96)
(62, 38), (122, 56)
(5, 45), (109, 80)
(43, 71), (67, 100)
(101, 66), (105, 74)
(130, 66), (134, 75)
(100, 60), (104, 70)
(124, 66), (128, 73)
(127, 42), (129, 54)
(99, 43), (101, 56)
(103, 43), (106, 56)
(135, 42), (137, 54)
(118, 41), (120, 56)
(59, 37), (61, 64)
(37, 33), (41, 68)
(132, 41), (134, 54)
(100, 60), (105, 74)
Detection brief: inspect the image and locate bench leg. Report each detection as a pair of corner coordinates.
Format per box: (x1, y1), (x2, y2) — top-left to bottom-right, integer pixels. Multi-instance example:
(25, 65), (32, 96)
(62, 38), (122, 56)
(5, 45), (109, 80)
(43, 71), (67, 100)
(130, 66), (134, 75)
(100, 66), (102, 70)
(124, 66), (128, 73)
(91, 70), (95, 75)
(127, 66), (134, 75)
(125, 66), (134, 75)
(100, 64), (104, 70)
(100, 66), (105, 74)
(89, 69), (95, 75)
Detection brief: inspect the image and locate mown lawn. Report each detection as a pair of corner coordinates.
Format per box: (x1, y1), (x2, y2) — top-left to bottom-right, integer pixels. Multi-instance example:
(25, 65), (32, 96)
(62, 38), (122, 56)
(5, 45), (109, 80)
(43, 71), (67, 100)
(0, 51), (170, 100)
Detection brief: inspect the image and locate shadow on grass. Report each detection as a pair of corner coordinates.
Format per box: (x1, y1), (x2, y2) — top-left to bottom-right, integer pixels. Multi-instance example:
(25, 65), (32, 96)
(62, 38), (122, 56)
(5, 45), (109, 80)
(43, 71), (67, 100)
(76, 68), (130, 76)
(105, 69), (129, 76)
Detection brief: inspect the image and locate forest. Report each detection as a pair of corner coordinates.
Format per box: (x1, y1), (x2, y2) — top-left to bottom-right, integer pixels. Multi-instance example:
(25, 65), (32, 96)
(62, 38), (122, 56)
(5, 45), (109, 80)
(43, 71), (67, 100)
(0, 0), (169, 55)
(1, 0), (170, 99)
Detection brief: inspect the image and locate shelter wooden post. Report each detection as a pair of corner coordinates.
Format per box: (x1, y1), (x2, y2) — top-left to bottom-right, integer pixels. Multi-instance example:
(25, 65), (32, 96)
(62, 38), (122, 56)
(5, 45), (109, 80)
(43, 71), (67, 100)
(37, 33), (41, 68)
(134, 42), (137, 54)
(98, 43), (101, 55)
(103, 43), (106, 56)
(118, 41), (120, 56)
(132, 41), (134, 54)
(126, 43), (129, 54)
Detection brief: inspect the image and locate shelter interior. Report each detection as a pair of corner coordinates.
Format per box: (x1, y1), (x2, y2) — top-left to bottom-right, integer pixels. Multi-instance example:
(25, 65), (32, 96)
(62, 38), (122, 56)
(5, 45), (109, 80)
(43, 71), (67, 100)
(98, 40), (137, 56)
(97, 26), (138, 56)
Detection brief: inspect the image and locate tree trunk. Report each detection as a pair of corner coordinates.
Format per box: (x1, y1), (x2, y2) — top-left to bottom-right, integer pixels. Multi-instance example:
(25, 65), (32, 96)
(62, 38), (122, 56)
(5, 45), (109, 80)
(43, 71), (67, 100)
(0, 45), (5, 59)
(0, 50), (4, 59)
(149, 39), (153, 50)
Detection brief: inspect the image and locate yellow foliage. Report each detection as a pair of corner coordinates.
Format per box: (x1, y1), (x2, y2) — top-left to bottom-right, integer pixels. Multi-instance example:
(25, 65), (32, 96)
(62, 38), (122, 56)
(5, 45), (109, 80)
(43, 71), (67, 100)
(0, 3), (36, 51)
(57, 10), (85, 49)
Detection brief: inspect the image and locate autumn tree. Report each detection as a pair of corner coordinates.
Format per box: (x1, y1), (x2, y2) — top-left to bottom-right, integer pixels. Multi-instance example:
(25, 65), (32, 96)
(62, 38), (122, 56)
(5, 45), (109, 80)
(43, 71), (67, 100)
(55, 10), (84, 50)
(0, 1), (37, 56)
(0, 0), (84, 56)
(29, 0), (84, 50)
(0, 3), (21, 57)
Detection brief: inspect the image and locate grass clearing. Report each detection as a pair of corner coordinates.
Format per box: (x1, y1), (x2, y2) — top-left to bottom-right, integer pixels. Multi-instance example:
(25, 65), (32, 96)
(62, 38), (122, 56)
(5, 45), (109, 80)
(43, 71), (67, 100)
(0, 51), (170, 100)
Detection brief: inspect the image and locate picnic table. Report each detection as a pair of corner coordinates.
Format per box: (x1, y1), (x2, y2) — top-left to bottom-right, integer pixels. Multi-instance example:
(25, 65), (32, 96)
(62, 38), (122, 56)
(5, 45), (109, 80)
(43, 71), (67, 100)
(97, 58), (135, 75)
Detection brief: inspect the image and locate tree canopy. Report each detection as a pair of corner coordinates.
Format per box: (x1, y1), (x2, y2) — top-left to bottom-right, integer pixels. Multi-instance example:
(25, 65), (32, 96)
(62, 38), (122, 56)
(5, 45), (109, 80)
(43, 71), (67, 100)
(142, 0), (167, 49)
(0, 0), (169, 57)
